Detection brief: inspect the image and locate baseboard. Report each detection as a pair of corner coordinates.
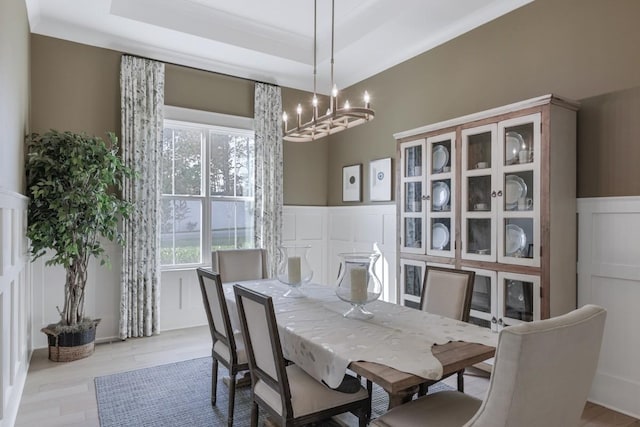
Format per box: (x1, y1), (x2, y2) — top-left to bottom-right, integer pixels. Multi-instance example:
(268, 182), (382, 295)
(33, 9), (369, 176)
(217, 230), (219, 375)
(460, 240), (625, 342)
(588, 372), (640, 419)
(1, 349), (30, 427)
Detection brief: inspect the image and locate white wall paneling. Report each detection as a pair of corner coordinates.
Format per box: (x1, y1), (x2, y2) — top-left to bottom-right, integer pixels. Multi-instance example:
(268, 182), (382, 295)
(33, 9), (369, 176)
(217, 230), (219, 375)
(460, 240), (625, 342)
(31, 240), (123, 347)
(328, 205), (397, 303)
(282, 206), (329, 287)
(577, 196), (640, 419)
(160, 269), (207, 331)
(0, 189), (30, 427)
(31, 204), (398, 342)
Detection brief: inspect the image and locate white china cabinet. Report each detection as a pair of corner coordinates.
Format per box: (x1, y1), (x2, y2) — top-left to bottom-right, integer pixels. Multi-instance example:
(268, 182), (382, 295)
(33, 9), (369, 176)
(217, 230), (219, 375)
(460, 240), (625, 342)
(395, 95), (578, 331)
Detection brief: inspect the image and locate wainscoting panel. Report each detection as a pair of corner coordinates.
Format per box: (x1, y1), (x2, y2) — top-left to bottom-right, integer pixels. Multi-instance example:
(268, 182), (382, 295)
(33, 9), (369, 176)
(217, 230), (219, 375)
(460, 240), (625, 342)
(33, 205), (398, 349)
(328, 205), (397, 303)
(577, 196), (640, 418)
(0, 189), (31, 427)
(282, 206), (329, 286)
(160, 269), (207, 331)
(31, 240), (122, 347)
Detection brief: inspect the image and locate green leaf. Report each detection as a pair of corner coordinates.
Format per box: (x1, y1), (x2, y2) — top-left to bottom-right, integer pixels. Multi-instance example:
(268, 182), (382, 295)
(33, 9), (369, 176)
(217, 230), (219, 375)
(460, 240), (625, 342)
(25, 130), (134, 326)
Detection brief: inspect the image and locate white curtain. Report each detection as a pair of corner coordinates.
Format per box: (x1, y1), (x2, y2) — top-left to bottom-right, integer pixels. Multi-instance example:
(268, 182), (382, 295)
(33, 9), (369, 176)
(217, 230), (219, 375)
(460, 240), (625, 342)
(119, 55), (164, 339)
(254, 82), (283, 277)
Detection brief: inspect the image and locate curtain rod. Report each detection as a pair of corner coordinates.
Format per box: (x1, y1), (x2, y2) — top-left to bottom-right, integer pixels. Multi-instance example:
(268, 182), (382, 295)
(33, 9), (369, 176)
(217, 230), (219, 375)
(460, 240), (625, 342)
(122, 52), (280, 88)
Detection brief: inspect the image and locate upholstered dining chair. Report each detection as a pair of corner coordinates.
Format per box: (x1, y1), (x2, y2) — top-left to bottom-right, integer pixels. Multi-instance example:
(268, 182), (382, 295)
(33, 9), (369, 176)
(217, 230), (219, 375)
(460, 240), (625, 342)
(196, 268), (249, 427)
(233, 284), (371, 427)
(418, 266), (475, 394)
(212, 248), (269, 283)
(371, 304), (607, 427)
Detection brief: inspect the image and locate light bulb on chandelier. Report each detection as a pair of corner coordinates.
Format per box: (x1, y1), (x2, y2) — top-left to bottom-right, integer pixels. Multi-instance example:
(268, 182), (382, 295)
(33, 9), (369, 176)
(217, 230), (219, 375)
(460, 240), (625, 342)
(282, 0), (375, 142)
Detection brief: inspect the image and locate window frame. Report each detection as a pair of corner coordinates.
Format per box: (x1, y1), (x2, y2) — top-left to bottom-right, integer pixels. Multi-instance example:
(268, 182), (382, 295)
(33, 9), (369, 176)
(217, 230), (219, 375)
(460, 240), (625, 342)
(161, 105), (255, 270)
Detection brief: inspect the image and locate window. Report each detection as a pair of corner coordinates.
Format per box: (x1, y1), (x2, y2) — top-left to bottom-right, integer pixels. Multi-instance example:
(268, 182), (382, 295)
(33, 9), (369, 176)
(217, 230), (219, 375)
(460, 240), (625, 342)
(161, 107), (255, 268)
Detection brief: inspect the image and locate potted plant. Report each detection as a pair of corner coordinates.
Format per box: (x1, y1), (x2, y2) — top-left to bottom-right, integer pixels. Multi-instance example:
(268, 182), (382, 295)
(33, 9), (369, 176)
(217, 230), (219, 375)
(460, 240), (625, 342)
(26, 130), (133, 362)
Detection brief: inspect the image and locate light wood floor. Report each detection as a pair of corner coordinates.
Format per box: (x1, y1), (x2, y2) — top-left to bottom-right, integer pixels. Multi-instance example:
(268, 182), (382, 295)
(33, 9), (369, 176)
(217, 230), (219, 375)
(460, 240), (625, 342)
(15, 325), (639, 427)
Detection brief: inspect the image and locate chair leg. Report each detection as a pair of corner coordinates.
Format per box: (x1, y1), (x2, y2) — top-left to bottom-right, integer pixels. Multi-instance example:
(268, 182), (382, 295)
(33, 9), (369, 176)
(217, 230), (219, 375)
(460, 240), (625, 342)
(250, 402), (259, 427)
(418, 383), (427, 397)
(359, 407), (368, 427)
(211, 358), (218, 405)
(228, 373), (237, 427)
(457, 369), (465, 392)
(366, 379), (373, 421)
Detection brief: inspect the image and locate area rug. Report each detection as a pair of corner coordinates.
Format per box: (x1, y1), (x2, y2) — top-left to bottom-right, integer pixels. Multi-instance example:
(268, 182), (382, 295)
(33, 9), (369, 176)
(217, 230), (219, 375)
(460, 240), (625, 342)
(95, 357), (452, 426)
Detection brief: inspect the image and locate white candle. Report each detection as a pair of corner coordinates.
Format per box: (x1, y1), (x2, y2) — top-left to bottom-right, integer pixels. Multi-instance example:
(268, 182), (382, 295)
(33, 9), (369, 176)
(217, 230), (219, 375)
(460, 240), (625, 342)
(288, 256), (301, 284)
(350, 267), (368, 303)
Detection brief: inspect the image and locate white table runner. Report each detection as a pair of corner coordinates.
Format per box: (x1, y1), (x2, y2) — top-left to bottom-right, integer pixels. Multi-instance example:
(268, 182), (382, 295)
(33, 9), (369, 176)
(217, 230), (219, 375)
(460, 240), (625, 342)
(224, 279), (497, 389)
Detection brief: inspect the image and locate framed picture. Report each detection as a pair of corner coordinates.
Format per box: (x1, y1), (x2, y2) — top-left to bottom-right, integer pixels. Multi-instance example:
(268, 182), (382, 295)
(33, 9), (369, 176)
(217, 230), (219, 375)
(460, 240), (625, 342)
(369, 158), (392, 201)
(342, 164), (362, 202)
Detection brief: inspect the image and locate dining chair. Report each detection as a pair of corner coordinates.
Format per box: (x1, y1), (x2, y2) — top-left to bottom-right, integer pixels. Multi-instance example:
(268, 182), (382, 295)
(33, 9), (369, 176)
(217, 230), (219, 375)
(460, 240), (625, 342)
(212, 248), (269, 283)
(418, 266), (475, 394)
(196, 268), (249, 427)
(233, 284), (371, 427)
(371, 304), (607, 427)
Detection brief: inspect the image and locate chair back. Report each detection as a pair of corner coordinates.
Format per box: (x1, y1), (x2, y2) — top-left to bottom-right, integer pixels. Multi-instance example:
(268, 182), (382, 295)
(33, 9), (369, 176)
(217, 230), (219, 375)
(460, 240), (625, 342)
(468, 304), (607, 427)
(196, 268), (239, 362)
(233, 285), (294, 418)
(212, 248), (268, 283)
(420, 266), (475, 321)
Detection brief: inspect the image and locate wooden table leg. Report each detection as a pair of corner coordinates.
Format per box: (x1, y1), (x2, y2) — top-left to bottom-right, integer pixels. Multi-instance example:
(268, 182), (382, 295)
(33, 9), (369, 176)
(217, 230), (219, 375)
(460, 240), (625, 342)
(387, 385), (419, 409)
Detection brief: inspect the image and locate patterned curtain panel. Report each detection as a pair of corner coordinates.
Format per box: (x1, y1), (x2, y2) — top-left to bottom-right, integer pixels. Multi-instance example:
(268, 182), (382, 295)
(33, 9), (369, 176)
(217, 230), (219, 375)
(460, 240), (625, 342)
(119, 55), (165, 339)
(254, 82), (283, 277)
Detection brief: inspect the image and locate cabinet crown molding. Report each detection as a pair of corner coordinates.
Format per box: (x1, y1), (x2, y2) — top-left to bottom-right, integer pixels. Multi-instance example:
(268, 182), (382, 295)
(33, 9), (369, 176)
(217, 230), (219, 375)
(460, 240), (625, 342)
(394, 94), (579, 141)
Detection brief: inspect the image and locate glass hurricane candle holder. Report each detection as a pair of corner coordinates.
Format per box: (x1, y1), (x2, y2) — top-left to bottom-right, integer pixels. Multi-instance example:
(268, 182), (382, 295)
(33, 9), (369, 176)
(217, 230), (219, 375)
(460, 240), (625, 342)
(277, 245), (313, 297)
(335, 252), (382, 319)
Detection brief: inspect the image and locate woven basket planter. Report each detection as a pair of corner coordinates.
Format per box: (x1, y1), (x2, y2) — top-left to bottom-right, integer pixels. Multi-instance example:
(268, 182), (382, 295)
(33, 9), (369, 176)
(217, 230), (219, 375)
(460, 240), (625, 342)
(42, 319), (101, 362)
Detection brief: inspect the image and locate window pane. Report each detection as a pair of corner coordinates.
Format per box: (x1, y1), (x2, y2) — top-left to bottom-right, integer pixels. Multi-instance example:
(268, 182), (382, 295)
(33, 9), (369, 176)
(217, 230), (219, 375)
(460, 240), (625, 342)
(161, 114), (255, 268)
(160, 198), (202, 265)
(161, 127), (203, 196)
(211, 200), (254, 250)
(209, 132), (254, 197)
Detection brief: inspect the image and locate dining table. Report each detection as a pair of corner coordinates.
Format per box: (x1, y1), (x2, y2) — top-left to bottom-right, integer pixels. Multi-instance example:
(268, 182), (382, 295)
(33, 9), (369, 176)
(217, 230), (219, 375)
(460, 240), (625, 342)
(222, 279), (497, 408)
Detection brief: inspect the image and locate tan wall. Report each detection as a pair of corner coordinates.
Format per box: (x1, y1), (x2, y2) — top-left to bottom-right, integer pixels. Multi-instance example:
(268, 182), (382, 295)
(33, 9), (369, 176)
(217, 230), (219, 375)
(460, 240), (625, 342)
(0, 0), (30, 193)
(328, 0), (640, 205)
(165, 67), (328, 205)
(282, 88), (329, 206)
(164, 64), (254, 117)
(31, 35), (121, 140)
(29, 0), (640, 205)
(30, 36), (328, 206)
(578, 87), (640, 198)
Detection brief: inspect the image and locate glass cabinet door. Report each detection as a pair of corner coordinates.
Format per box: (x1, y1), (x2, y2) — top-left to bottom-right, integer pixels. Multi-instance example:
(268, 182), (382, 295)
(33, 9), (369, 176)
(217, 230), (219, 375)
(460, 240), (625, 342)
(401, 140), (426, 253)
(461, 124), (497, 261)
(461, 114), (541, 267)
(497, 272), (540, 329)
(400, 259), (425, 309)
(465, 268), (498, 332)
(497, 113), (541, 266)
(426, 132), (455, 257)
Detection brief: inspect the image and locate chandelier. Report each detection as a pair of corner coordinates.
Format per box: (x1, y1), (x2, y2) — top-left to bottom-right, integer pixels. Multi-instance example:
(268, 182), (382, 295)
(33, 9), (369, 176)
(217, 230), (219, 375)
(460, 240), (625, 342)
(282, 0), (375, 142)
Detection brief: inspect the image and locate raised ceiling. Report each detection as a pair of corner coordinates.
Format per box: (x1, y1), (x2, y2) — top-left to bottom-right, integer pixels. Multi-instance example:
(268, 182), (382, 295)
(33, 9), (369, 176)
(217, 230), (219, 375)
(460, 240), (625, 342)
(25, 0), (532, 93)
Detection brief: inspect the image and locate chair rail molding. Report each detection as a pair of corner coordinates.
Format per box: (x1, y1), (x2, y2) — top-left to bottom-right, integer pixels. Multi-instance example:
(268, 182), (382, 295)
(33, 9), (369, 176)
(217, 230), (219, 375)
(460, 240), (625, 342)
(0, 188), (31, 427)
(577, 196), (640, 419)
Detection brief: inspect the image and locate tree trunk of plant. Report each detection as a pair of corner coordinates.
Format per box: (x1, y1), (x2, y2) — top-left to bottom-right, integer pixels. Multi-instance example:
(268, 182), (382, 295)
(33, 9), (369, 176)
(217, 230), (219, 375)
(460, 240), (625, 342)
(63, 256), (88, 326)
